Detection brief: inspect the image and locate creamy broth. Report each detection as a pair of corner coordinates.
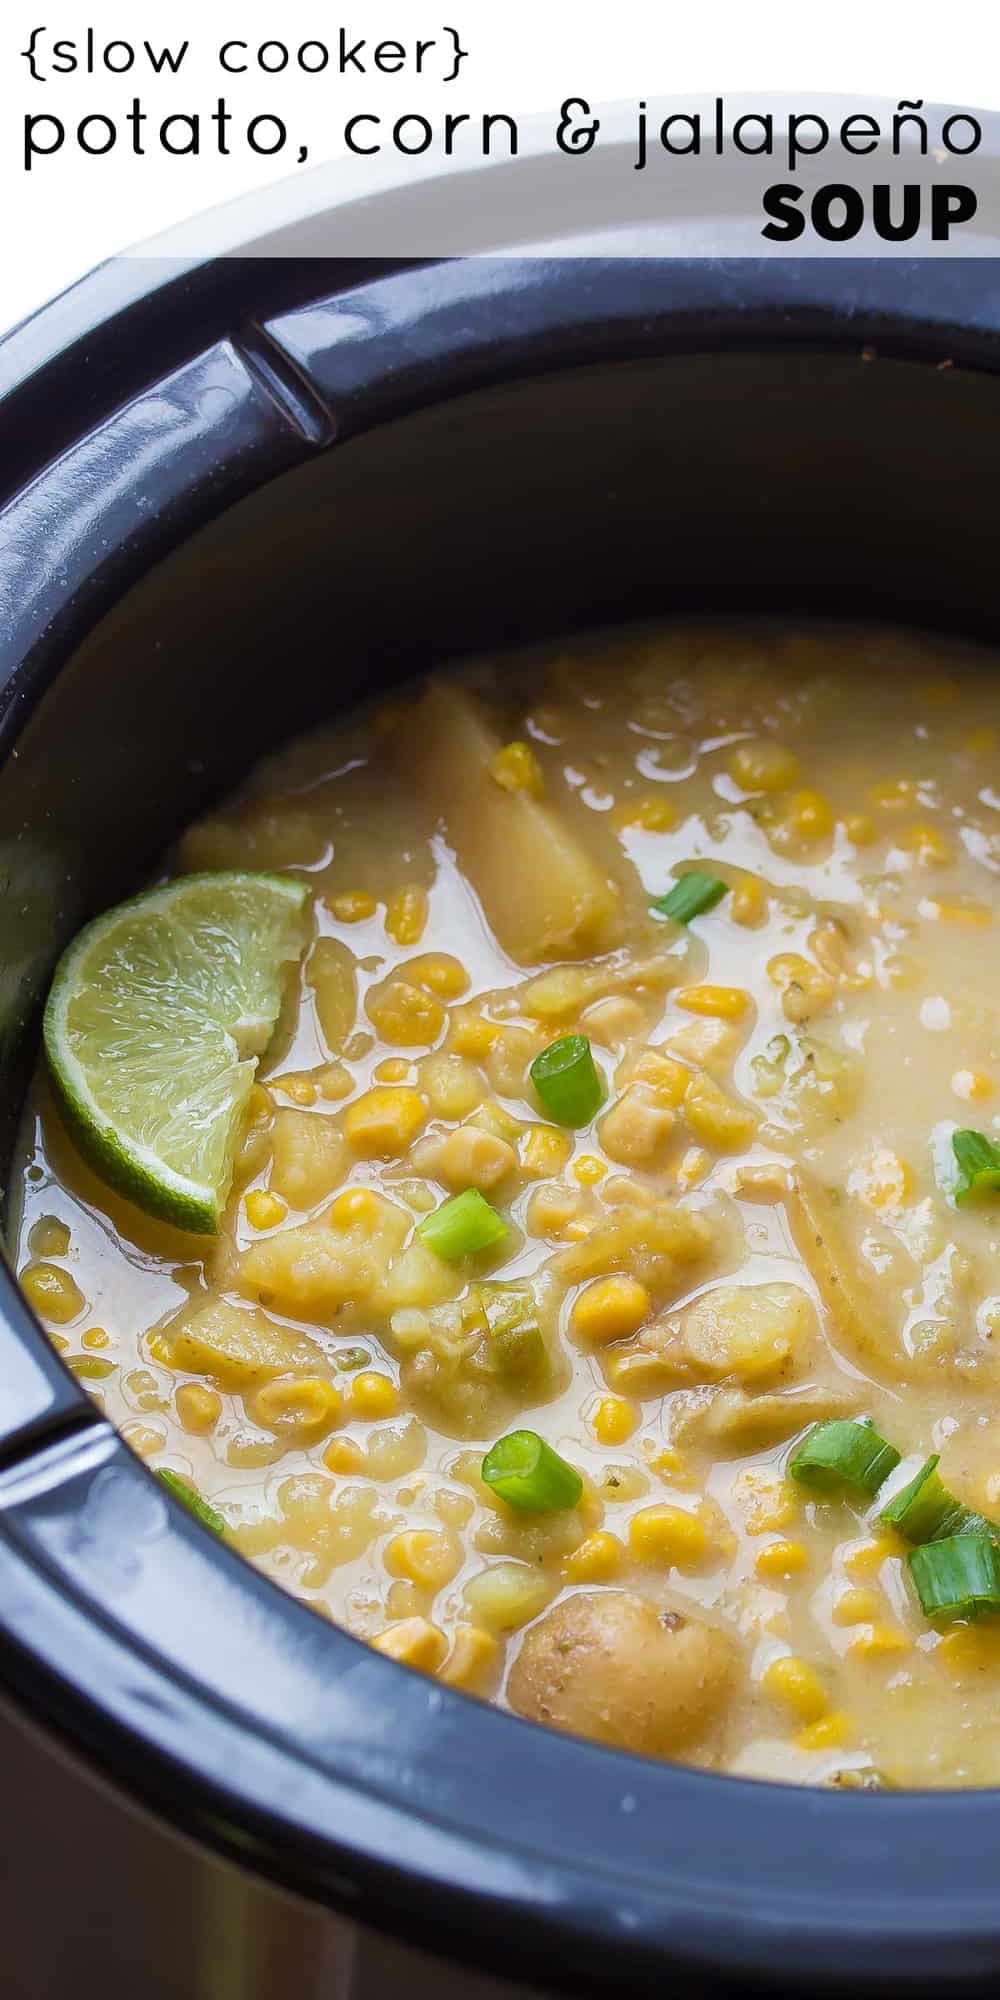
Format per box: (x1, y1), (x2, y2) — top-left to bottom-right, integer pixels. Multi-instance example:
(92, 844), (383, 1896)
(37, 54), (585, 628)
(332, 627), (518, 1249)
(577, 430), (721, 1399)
(15, 621), (1000, 1788)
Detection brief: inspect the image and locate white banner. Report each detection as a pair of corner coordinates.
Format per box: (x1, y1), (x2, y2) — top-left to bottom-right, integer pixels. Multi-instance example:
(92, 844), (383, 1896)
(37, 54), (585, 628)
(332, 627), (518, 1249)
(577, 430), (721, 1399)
(5, 0), (1000, 328)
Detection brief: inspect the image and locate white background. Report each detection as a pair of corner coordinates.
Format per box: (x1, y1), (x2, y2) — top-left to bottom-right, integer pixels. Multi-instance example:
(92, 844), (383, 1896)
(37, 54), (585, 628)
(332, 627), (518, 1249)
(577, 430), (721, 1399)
(4, 0), (1000, 332)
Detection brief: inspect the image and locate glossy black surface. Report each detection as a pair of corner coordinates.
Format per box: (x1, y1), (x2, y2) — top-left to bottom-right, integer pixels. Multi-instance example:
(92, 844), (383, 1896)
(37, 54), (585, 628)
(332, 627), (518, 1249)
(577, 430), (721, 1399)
(3, 255), (1000, 1993)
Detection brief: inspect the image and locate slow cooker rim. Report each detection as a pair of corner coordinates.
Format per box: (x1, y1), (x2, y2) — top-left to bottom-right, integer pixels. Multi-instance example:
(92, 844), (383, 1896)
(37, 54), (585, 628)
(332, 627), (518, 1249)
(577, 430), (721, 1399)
(5, 1405), (1000, 1999)
(5, 247), (1000, 1992)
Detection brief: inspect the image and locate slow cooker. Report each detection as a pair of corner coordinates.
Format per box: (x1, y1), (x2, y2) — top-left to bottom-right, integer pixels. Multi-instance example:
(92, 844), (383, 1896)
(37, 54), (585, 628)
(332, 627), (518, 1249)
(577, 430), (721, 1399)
(5, 142), (1000, 1998)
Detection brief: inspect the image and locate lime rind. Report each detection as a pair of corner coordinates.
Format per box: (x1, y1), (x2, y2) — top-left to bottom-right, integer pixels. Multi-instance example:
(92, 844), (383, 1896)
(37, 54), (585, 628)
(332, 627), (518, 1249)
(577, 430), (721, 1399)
(44, 871), (310, 1234)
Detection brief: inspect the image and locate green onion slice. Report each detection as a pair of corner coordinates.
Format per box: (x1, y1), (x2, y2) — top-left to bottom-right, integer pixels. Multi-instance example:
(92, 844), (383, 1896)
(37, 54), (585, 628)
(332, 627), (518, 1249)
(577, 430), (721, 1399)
(789, 1418), (900, 1497)
(908, 1533), (1000, 1621)
(652, 871), (728, 925)
(529, 1035), (604, 1127)
(481, 1430), (583, 1513)
(879, 1455), (967, 1544)
(417, 1188), (508, 1261)
(158, 1469), (226, 1537)
(952, 1129), (1000, 1205)
(477, 1283), (548, 1385)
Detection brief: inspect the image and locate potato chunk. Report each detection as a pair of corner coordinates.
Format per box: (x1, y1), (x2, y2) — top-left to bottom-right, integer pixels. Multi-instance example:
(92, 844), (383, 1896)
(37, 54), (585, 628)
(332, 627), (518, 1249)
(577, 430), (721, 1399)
(237, 1190), (407, 1319)
(599, 1084), (677, 1167)
(152, 1299), (326, 1390)
(680, 1282), (815, 1384)
(508, 1591), (737, 1758)
(408, 682), (622, 963)
(268, 1110), (348, 1210)
(306, 936), (357, 1051)
(555, 1201), (712, 1295)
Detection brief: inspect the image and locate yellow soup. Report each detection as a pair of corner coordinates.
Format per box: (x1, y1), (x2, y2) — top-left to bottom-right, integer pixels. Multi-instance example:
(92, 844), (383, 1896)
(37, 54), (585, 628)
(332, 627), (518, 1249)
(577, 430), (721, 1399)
(15, 621), (1000, 1788)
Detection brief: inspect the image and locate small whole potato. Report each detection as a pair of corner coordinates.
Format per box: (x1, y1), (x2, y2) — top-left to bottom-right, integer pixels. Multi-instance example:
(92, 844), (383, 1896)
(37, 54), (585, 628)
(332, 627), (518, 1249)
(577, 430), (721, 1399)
(507, 1590), (738, 1759)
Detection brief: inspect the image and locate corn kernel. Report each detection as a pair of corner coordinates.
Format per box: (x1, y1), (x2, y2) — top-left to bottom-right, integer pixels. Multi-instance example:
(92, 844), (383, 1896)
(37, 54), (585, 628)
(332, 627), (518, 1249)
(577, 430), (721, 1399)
(350, 1373), (400, 1421)
(832, 1587), (882, 1627)
(20, 1262), (84, 1326)
(628, 1048), (690, 1106)
(120, 1421), (165, 1457)
(964, 726), (997, 755)
(28, 1215), (71, 1258)
(590, 1395), (638, 1446)
(374, 1058), (413, 1085)
(69, 1354), (114, 1380)
(795, 1711), (854, 1752)
(323, 1437), (365, 1475)
(489, 740), (544, 798)
(843, 1535), (898, 1580)
(755, 1539), (808, 1580)
(574, 1154), (607, 1187)
(385, 885), (429, 947)
(571, 1275), (651, 1346)
(729, 739), (800, 793)
(847, 1624), (910, 1660)
(785, 789), (834, 842)
(318, 1062), (353, 1101)
(245, 1188), (288, 1231)
(344, 1088), (427, 1158)
(385, 1529), (461, 1591)
(439, 1624), (499, 1690)
(81, 1326), (110, 1351)
(406, 953), (470, 1001)
(683, 1074), (757, 1151)
(869, 778), (917, 812)
(616, 794), (677, 832)
(730, 875), (767, 927)
(330, 1187), (379, 1227)
(762, 1654), (829, 1723)
(430, 1123), (516, 1193)
(899, 821), (952, 867)
(331, 891), (377, 923)
(628, 1503), (708, 1569)
(767, 953), (835, 1024)
(272, 1073), (318, 1107)
(175, 1382), (222, 1434)
(521, 967), (591, 1022)
(562, 1530), (624, 1583)
(844, 812), (877, 847)
(520, 1125), (573, 1180)
(674, 984), (748, 1023)
(225, 1433), (282, 1471)
(252, 1376), (343, 1441)
(366, 981), (445, 1048)
(526, 1184), (584, 1239)
(952, 1068), (994, 1104)
(372, 1617), (448, 1673)
(449, 1012), (501, 1058)
(435, 1488), (476, 1529)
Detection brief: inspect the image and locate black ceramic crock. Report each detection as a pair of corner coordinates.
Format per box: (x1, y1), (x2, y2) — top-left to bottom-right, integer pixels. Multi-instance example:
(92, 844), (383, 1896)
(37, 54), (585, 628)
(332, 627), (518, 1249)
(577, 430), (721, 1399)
(3, 241), (1000, 2000)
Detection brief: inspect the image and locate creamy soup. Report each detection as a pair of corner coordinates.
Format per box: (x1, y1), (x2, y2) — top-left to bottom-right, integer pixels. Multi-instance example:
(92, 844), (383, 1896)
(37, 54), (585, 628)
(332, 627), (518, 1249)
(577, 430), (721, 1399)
(14, 621), (1000, 1788)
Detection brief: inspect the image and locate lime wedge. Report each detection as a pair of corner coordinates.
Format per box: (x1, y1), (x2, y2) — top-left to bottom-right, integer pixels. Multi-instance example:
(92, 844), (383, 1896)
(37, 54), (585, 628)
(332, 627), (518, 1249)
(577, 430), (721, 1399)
(44, 872), (310, 1233)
